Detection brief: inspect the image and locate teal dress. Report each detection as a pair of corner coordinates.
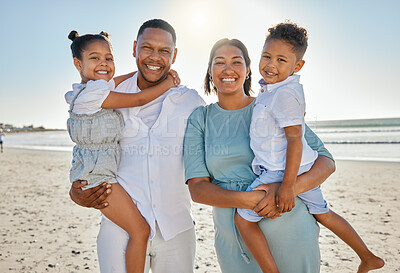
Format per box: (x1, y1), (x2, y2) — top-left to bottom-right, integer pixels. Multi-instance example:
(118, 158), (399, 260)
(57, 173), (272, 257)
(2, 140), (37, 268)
(184, 100), (333, 273)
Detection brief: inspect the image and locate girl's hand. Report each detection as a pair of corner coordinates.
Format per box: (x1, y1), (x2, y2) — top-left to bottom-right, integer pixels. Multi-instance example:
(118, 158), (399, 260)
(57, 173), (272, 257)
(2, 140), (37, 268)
(167, 69), (180, 87)
(276, 183), (296, 213)
(253, 183), (282, 219)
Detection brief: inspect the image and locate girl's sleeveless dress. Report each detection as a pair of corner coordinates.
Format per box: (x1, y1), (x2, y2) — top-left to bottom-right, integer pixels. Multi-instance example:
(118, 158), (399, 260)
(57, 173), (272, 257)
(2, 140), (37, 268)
(67, 81), (124, 190)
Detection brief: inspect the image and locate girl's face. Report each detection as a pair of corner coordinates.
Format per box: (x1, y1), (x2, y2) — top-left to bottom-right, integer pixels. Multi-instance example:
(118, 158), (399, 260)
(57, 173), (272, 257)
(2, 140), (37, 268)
(210, 45), (249, 96)
(74, 40), (115, 83)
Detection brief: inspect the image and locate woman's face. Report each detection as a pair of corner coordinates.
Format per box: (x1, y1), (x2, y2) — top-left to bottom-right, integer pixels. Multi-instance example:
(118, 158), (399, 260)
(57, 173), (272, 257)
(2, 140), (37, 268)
(210, 45), (249, 95)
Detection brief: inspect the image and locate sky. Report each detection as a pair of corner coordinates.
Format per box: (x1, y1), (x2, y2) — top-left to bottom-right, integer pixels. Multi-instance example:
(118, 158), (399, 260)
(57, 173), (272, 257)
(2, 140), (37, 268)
(0, 0), (399, 129)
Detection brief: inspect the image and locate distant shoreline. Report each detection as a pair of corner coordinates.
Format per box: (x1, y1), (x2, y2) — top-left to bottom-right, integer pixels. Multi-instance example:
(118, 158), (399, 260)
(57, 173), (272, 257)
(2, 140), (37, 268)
(306, 117), (400, 128)
(4, 129), (66, 134)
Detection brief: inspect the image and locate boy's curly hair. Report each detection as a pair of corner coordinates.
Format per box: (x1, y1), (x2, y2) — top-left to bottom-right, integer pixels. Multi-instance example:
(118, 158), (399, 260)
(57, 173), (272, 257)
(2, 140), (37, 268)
(265, 22), (308, 59)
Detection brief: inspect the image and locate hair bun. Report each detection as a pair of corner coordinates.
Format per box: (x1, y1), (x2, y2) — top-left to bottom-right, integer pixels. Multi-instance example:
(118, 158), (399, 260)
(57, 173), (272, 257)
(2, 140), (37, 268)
(68, 30), (79, 41)
(99, 31), (109, 38)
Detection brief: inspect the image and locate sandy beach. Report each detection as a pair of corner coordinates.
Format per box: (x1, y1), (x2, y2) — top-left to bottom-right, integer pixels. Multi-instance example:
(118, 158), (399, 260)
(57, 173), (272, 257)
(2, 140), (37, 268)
(0, 148), (398, 272)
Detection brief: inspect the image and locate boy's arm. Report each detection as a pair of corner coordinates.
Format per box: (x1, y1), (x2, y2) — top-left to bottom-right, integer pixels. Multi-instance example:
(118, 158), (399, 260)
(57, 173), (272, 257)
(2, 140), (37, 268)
(276, 124), (302, 213)
(102, 70), (180, 109)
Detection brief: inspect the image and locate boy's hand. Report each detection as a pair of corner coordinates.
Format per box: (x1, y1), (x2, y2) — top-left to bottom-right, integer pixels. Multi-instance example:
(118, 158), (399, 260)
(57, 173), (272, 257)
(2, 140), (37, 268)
(166, 69), (180, 87)
(276, 183), (295, 213)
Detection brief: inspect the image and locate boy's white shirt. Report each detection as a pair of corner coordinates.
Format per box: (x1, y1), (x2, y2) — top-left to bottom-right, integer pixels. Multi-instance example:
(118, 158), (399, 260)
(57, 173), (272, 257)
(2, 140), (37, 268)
(250, 75), (318, 173)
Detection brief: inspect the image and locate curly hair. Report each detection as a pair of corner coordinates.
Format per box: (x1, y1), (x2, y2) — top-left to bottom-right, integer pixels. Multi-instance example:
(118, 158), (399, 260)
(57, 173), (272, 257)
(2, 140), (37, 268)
(265, 22), (308, 59)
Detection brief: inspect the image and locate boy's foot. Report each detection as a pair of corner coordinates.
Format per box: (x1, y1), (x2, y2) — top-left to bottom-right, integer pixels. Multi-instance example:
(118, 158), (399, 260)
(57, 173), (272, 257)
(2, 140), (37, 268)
(357, 254), (384, 273)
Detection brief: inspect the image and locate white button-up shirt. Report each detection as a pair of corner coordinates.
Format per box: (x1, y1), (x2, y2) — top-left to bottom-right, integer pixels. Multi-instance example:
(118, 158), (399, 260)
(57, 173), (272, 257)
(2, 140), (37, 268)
(250, 75), (317, 173)
(112, 73), (205, 240)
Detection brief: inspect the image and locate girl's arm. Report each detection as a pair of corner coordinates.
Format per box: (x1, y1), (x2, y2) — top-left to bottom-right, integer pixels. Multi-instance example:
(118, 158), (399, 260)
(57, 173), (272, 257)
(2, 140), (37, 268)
(113, 72), (136, 87)
(187, 177), (267, 209)
(101, 70), (180, 109)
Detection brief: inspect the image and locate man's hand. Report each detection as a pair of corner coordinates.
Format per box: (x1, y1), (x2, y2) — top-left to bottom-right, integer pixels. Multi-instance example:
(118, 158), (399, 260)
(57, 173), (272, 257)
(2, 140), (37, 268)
(276, 183), (295, 213)
(253, 183), (282, 219)
(69, 180), (112, 210)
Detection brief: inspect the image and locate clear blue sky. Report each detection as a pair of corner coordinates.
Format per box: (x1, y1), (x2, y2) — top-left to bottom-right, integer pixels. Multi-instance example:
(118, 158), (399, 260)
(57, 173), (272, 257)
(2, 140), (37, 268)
(1, 0), (399, 129)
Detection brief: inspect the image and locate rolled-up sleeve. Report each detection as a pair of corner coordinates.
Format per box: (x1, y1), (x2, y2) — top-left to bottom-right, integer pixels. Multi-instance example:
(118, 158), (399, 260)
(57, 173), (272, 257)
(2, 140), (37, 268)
(183, 106), (210, 182)
(271, 89), (303, 128)
(304, 124), (333, 160)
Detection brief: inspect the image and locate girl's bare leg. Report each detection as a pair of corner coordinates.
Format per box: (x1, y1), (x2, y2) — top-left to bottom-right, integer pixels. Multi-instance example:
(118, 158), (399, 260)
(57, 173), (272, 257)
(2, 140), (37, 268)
(234, 213), (279, 273)
(100, 183), (150, 273)
(315, 210), (384, 273)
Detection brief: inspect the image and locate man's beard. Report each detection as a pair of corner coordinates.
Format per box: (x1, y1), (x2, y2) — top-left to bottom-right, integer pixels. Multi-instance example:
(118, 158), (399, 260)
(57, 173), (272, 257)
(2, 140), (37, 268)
(138, 69), (169, 85)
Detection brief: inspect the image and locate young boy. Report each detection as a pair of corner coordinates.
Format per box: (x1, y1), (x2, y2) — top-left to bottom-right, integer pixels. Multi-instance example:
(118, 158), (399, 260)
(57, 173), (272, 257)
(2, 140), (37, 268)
(235, 22), (384, 273)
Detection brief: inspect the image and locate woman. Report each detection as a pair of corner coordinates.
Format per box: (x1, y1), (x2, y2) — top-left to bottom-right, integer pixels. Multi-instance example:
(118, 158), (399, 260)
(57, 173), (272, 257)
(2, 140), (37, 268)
(184, 38), (335, 273)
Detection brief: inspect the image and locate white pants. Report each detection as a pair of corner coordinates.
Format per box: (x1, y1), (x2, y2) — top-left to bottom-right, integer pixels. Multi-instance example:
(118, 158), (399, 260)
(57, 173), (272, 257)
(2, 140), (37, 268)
(97, 218), (196, 273)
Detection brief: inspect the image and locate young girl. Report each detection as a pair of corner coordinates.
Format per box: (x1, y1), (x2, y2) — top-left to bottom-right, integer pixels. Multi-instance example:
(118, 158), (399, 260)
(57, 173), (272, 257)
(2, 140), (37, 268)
(235, 23), (384, 273)
(66, 30), (180, 273)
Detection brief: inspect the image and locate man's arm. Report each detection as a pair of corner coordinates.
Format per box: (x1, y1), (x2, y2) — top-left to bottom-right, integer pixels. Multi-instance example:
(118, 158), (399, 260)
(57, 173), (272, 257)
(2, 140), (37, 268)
(69, 180), (112, 209)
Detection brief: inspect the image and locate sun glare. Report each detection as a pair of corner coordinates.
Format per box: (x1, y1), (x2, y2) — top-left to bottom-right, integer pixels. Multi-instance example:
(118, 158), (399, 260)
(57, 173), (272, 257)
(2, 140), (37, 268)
(194, 12), (206, 27)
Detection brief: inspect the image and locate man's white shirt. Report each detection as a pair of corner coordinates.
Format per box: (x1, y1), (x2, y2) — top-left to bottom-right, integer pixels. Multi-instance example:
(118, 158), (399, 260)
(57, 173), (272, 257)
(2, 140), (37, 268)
(111, 73), (205, 241)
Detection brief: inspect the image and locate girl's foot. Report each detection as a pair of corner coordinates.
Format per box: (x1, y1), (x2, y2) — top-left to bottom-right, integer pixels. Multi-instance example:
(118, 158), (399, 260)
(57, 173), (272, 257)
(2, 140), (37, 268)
(357, 253), (384, 273)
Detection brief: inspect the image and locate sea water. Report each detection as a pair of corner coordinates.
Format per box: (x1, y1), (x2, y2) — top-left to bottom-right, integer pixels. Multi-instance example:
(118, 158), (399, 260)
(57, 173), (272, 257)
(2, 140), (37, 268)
(3, 123), (400, 162)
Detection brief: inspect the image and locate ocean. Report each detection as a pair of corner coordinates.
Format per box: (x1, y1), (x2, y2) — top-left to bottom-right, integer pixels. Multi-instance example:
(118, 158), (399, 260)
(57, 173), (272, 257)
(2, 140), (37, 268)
(3, 118), (400, 162)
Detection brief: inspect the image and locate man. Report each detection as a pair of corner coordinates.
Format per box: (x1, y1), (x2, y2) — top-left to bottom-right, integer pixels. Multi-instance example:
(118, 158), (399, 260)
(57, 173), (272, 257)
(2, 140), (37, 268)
(69, 19), (205, 273)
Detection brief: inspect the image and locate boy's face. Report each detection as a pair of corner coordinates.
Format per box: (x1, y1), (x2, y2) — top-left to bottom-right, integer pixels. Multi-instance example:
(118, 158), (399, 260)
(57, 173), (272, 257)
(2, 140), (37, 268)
(259, 39), (304, 85)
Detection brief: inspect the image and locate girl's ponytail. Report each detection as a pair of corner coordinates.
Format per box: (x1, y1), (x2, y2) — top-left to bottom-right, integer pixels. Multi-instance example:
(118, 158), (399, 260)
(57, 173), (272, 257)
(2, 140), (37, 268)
(68, 30), (112, 60)
(99, 31), (109, 38)
(68, 30), (79, 41)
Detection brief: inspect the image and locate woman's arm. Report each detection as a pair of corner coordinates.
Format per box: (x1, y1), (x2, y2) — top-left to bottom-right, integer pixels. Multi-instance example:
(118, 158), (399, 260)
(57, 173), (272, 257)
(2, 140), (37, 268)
(294, 124), (336, 194)
(294, 155), (335, 195)
(254, 125), (336, 217)
(187, 177), (266, 209)
(101, 70), (180, 109)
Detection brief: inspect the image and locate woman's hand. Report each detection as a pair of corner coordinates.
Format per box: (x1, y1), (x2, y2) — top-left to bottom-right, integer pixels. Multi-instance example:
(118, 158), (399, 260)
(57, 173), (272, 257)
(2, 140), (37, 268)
(253, 183), (282, 219)
(69, 180), (112, 209)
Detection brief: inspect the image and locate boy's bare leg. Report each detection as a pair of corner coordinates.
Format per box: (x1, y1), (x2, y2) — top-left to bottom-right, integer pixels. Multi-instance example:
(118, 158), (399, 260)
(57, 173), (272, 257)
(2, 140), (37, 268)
(315, 210), (384, 273)
(100, 183), (150, 273)
(234, 213), (279, 273)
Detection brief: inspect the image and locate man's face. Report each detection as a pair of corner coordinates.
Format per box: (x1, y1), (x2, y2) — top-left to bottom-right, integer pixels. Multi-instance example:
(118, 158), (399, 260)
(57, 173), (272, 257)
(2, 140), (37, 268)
(133, 28), (177, 89)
